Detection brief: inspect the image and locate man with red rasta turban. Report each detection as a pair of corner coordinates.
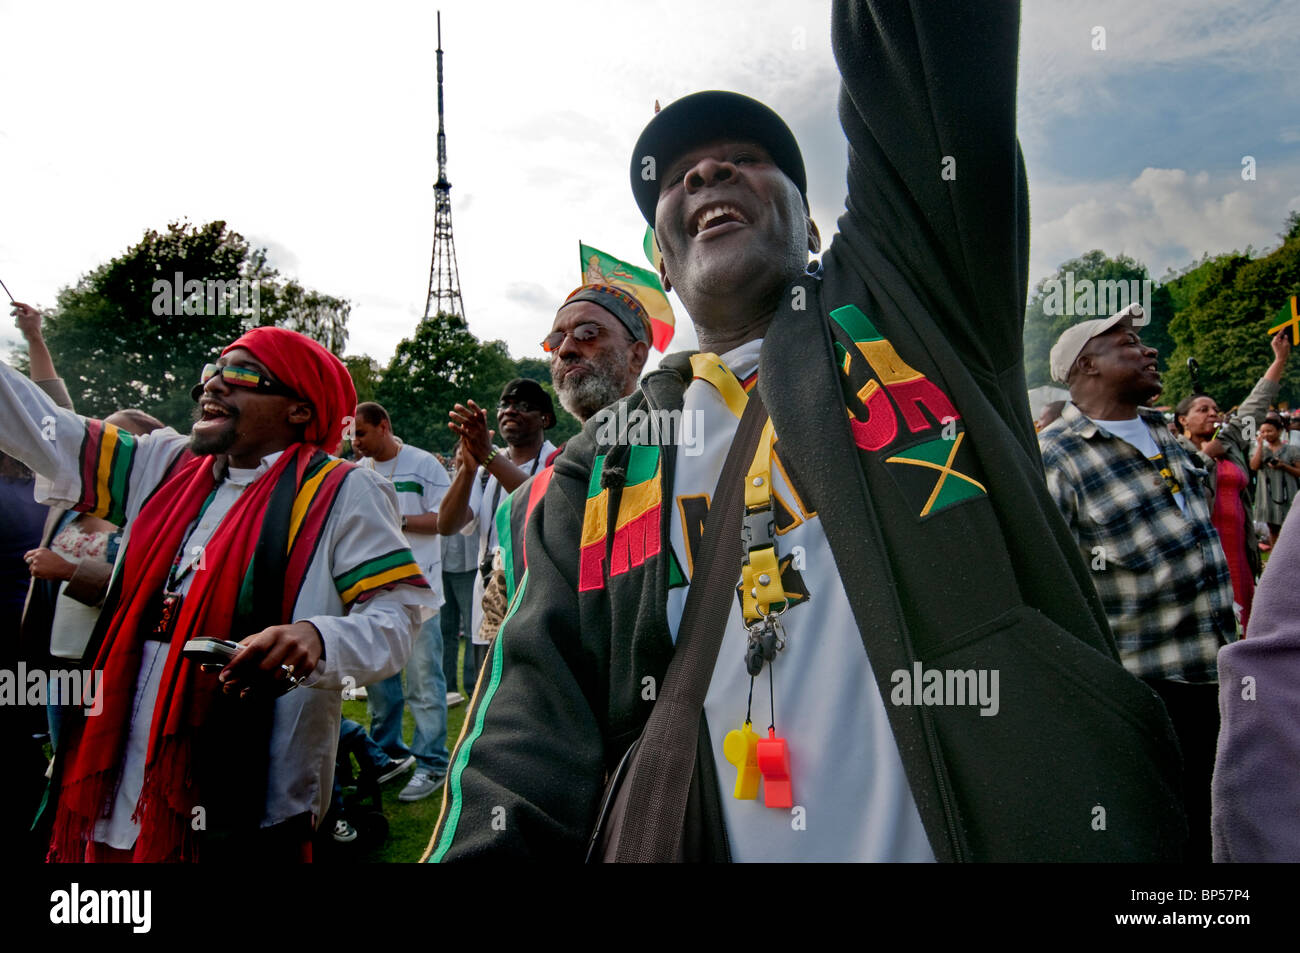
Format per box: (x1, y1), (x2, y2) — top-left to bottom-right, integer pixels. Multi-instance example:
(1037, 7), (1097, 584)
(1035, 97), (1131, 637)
(0, 326), (435, 862)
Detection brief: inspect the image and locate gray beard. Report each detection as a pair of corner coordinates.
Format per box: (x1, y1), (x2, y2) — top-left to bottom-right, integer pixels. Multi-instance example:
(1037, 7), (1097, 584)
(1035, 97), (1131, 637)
(554, 360), (629, 424)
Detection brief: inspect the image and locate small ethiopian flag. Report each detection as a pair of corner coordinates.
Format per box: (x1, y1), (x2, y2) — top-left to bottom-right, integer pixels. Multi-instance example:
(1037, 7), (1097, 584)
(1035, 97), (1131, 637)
(579, 241), (675, 350)
(1269, 294), (1300, 346)
(643, 227), (663, 273)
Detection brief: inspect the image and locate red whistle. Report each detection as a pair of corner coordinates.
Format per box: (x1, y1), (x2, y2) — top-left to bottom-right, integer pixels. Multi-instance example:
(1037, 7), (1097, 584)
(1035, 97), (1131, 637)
(755, 728), (792, 809)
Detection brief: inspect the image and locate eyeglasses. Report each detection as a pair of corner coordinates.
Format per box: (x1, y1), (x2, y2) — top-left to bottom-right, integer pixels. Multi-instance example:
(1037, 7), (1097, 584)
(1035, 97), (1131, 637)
(541, 323), (613, 353)
(497, 398), (538, 414)
(194, 362), (298, 399)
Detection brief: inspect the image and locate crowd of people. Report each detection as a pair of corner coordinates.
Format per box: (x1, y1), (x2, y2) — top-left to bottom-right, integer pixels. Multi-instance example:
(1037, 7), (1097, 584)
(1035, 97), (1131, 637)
(2, 0), (1298, 864)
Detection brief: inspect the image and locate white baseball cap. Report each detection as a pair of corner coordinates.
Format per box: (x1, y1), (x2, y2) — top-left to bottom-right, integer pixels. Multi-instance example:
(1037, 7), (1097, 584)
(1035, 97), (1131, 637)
(1049, 303), (1145, 384)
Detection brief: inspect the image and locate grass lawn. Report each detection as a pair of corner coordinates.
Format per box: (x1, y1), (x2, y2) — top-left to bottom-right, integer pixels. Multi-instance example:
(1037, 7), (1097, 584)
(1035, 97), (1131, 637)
(325, 645), (474, 864)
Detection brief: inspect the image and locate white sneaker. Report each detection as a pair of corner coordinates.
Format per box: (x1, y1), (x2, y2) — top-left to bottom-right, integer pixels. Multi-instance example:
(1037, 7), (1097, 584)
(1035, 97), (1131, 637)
(447, 691), (465, 707)
(398, 770), (447, 802)
(332, 818), (358, 843)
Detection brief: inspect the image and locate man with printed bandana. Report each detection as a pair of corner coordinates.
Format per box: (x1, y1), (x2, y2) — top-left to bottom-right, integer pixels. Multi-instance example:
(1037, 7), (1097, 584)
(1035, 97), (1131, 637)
(428, 0), (1186, 862)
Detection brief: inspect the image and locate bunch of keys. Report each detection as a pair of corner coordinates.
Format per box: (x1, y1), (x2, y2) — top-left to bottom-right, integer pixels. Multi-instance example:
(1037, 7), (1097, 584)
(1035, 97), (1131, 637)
(744, 614), (786, 677)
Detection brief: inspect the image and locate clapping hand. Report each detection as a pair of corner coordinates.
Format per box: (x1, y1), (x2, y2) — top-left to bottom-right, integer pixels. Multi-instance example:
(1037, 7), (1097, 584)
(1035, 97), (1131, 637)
(449, 399), (494, 465)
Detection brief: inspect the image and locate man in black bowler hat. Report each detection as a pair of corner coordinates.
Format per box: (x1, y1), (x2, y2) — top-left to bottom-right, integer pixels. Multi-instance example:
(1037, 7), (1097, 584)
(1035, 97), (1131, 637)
(428, 0), (1186, 863)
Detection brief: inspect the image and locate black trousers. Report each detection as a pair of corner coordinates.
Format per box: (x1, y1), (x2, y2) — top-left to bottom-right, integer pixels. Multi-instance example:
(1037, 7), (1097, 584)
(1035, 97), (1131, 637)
(1143, 677), (1220, 863)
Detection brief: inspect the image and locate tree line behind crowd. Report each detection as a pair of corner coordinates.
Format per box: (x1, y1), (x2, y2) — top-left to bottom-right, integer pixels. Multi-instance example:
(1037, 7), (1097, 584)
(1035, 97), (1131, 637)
(1024, 211), (1300, 408)
(10, 220), (580, 454)
(11, 214), (1299, 443)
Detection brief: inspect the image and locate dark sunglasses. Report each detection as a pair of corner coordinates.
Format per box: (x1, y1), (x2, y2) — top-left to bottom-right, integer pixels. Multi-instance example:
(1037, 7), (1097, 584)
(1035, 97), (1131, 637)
(191, 362), (298, 401)
(497, 398), (538, 414)
(541, 322), (614, 353)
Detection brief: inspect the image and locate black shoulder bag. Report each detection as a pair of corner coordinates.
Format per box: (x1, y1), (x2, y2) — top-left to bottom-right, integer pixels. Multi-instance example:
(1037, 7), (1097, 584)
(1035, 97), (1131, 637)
(586, 391), (769, 862)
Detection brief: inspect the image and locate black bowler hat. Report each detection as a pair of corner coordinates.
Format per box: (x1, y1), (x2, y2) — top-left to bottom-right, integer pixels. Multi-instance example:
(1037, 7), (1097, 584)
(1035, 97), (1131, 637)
(499, 378), (556, 428)
(629, 90), (808, 226)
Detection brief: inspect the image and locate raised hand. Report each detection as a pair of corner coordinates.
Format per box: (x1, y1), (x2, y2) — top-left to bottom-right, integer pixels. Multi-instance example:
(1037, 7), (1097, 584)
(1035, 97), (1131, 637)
(1271, 328), (1291, 362)
(11, 302), (42, 340)
(449, 399), (494, 464)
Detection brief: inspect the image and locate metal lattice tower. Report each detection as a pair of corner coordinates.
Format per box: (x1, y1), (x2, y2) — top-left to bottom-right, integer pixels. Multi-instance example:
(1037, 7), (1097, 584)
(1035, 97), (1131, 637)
(423, 11), (465, 320)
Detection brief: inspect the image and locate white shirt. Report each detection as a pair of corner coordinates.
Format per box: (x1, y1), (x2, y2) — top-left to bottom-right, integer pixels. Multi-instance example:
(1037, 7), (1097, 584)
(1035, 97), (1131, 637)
(1087, 414), (1189, 514)
(665, 339), (934, 862)
(359, 440), (452, 607)
(0, 362), (437, 844)
(462, 440), (555, 643)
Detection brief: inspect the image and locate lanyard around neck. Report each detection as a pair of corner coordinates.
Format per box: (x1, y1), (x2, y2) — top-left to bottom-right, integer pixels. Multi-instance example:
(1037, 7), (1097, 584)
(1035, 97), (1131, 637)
(488, 445), (544, 523)
(691, 352), (750, 420)
(692, 352), (783, 623)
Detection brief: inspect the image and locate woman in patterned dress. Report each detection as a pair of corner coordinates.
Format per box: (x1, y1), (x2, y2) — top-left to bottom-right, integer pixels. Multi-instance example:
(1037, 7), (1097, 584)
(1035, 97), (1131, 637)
(1251, 413), (1300, 548)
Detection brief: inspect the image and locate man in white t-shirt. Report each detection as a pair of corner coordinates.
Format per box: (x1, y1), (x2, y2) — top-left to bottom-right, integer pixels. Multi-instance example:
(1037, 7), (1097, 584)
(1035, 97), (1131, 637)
(352, 402), (453, 801)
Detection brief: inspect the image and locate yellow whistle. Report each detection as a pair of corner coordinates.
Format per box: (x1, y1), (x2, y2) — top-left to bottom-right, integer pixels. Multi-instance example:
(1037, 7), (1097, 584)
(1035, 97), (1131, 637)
(723, 721), (762, 800)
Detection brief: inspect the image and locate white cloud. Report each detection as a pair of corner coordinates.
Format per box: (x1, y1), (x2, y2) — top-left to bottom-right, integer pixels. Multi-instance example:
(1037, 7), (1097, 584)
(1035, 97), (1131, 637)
(1, 0), (1294, 373)
(1030, 161), (1300, 283)
(1019, 0), (1300, 130)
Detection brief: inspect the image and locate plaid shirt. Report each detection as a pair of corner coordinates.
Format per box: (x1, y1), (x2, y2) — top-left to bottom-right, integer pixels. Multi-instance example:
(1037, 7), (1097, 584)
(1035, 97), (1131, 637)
(1039, 403), (1235, 683)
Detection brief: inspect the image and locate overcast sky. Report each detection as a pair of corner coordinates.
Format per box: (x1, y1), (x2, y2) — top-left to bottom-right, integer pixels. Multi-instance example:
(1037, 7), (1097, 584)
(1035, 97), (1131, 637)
(2, 0), (1297, 373)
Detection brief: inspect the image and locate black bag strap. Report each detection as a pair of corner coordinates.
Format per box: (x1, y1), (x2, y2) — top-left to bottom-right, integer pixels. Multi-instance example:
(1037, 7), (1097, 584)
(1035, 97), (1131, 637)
(612, 388), (770, 862)
(235, 449), (314, 634)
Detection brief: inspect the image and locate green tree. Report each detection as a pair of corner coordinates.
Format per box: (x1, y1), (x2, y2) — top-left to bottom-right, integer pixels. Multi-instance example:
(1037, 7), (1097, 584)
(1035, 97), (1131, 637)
(256, 272), (349, 354)
(20, 221), (350, 429)
(1022, 251), (1171, 388)
(1160, 253), (1220, 314)
(376, 312), (515, 454)
(344, 355), (382, 404)
(1280, 210), (1300, 245)
(375, 314), (583, 456)
(512, 357), (551, 384)
(1161, 229), (1300, 409)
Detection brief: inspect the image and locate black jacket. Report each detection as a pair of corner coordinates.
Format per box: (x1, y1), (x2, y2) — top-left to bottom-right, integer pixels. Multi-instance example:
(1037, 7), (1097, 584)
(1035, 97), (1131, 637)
(427, 0), (1185, 862)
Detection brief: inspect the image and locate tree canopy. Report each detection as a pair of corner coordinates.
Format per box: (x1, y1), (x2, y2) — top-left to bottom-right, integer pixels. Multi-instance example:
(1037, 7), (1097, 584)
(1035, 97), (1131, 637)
(371, 312), (581, 455)
(1022, 250), (1171, 389)
(1023, 221), (1300, 412)
(23, 221), (350, 429)
(1160, 234), (1300, 408)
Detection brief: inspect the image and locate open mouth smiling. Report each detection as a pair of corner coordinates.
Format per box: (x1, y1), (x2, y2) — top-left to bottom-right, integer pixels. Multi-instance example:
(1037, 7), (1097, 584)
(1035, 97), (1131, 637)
(198, 399), (235, 422)
(690, 202), (751, 238)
